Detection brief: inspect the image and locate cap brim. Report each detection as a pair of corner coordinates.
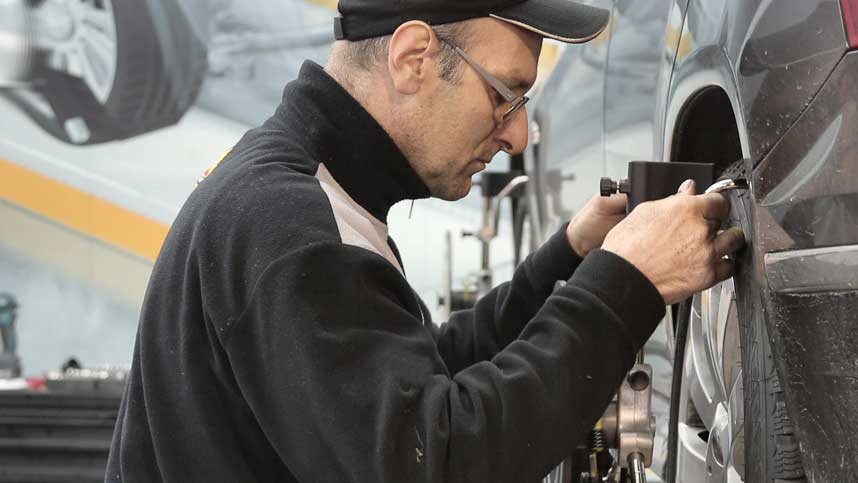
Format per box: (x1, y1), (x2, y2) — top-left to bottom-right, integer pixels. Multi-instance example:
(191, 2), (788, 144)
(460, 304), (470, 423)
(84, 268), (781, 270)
(490, 0), (611, 44)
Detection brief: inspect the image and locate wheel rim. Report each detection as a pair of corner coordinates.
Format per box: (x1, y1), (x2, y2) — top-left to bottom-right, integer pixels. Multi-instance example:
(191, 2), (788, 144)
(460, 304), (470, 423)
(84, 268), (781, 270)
(0, 0), (36, 85)
(676, 277), (746, 482)
(35, 0), (117, 103)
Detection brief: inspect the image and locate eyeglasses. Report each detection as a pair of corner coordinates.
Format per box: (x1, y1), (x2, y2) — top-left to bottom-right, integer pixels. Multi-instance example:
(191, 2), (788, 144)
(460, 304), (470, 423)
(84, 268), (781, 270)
(441, 39), (530, 123)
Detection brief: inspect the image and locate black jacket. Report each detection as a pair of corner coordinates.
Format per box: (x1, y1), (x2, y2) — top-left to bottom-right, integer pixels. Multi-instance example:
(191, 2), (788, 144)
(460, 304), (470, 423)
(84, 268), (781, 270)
(106, 61), (665, 482)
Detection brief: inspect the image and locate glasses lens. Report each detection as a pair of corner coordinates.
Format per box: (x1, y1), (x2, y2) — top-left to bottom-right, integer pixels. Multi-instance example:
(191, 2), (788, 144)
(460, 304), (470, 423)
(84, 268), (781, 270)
(502, 96), (530, 121)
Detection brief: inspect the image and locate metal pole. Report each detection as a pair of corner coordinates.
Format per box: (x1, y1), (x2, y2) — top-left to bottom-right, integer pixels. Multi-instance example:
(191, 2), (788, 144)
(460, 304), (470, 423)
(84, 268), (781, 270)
(477, 196), (492, 298)
(628, 453), (647, 483)
(442, 230), (453, 320)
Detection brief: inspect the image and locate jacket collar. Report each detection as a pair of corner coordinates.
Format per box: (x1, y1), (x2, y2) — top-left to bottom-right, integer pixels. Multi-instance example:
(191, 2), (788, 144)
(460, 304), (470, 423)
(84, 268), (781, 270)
(276, 61), (430, 223)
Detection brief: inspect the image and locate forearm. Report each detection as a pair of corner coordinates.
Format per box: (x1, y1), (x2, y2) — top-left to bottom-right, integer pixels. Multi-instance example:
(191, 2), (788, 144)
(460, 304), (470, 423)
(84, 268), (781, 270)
(433, 223), (583, 373)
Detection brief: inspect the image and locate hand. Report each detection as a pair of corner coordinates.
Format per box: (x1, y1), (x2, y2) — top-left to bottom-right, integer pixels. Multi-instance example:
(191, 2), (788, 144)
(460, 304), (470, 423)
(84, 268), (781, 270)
(566, 193), (628, 258)
(601, 180), (746, 305)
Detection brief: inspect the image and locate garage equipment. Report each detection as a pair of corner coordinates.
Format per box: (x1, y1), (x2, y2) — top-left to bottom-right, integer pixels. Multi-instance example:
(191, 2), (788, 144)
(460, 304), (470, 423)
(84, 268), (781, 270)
(462, 172), (529, 298)
(703, 177), (750, 195)
(599, 161), (715, 211)
(439, 171), (529, 317)
(0, 388), (122, 482)
(457, 162), (751, 482)
(0, 294), (20, 379)
(587, 161), (749, 483)
(599, 161), (750, 206)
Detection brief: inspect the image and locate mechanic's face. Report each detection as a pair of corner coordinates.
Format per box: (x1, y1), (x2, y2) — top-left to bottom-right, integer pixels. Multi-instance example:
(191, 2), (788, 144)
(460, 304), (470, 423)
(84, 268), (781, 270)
(409, 20), (542, 200)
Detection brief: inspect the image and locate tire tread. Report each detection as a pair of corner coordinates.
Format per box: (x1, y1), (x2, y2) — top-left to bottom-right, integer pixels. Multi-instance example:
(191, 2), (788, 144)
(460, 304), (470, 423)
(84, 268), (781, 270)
(728, 159), (806, 483)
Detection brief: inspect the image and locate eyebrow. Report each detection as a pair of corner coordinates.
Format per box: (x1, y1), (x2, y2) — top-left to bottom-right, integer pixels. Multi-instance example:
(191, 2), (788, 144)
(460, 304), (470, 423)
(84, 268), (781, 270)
(497, 73), (534, 93)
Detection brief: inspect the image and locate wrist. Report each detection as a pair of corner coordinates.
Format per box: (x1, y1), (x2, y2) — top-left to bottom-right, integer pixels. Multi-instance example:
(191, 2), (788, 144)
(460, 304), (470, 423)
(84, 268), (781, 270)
(566, 227), (592, 258)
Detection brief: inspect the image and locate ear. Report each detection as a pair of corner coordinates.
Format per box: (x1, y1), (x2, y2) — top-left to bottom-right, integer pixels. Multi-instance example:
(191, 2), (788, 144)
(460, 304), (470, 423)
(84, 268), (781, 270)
(387, 21), (440, 95)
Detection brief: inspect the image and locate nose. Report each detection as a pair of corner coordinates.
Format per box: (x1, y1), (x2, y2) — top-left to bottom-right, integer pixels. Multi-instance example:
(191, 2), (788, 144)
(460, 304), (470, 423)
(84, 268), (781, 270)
(494, 108), (529, 155)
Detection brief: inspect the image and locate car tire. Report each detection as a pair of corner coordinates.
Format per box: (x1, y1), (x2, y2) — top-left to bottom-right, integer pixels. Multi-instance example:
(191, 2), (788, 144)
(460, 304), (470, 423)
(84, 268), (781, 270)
(729, 162), (806, 483)
(668, 161), (806, 482)
(736, 254), (806, 482)
(33, 0), (207, 144)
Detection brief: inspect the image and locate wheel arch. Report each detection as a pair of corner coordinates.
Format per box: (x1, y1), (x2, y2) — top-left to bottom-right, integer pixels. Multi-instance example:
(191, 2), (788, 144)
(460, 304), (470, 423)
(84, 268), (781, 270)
(661, 43), (750, 165)
(668, 86), (742, 173)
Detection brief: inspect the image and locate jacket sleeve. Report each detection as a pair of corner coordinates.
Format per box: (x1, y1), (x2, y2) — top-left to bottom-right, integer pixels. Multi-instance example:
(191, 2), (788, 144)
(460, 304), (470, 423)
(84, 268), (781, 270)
(431, 224), (584, 374)
(221, 241), (665, 483)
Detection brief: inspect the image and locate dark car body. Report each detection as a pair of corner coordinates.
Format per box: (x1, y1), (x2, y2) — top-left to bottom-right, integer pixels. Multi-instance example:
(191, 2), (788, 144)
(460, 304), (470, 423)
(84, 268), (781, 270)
(527, 0), (858, 480)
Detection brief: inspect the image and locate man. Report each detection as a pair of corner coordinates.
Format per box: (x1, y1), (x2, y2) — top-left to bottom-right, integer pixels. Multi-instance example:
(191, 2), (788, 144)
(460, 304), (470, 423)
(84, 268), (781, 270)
(107, 0), (745, 481)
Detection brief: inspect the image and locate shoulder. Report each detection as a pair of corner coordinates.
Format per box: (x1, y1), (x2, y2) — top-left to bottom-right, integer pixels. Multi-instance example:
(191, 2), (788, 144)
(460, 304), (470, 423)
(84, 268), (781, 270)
(186, 137), (338, 251)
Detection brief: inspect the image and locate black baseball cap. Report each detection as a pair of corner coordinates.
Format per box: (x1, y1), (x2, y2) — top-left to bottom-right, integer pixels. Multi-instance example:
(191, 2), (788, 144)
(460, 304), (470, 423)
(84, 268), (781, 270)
(334, 0), (611, 44)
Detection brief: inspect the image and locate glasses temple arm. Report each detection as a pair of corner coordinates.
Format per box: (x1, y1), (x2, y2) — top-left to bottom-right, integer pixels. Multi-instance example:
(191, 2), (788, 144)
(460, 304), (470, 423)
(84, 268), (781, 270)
(449, 45), (519, 102)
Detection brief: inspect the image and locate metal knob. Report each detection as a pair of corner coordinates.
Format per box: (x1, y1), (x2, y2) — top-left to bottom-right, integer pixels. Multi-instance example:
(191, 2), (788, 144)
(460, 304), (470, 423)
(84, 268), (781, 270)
(600, 177), (617, 197)
(600, 177), (631, 197)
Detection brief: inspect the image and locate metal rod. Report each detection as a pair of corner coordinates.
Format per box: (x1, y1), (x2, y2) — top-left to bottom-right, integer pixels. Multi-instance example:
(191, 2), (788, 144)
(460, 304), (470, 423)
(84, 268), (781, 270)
(442, 230), (452, 320)
(589, 452), (599, 480)
(628, 452), (647, 483)
(478, 196), (492, 298)
(488, 175), (529, 239)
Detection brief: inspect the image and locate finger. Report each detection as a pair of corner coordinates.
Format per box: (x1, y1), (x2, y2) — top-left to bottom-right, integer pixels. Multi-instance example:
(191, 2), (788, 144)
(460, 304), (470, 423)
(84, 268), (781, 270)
(713, 227), (746, 258)
(714, 258), (736, 283)
(697, 192), (731, 221)
(707, 219), (722, 236)
(677, 179), (697, 195)
(596, 192), (628, 215)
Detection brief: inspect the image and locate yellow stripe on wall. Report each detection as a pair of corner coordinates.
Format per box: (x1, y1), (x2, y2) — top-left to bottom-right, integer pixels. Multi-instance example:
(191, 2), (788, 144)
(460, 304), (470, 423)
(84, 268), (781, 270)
(305, 0), (337, 9)
(0, 157), (169, 262)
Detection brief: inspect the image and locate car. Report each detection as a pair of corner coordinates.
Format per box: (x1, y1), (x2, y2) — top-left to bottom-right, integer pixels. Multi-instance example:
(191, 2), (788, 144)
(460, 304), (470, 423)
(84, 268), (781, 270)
(525, 0), (858, 481)
(0, 0), (209, 145)
(0, 0), (336, 145)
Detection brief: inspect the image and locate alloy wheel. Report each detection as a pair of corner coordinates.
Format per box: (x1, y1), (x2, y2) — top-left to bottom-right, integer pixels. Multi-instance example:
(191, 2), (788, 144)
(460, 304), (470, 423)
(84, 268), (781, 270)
(676, 277), (745, 482)
(34, 0), (117, 103)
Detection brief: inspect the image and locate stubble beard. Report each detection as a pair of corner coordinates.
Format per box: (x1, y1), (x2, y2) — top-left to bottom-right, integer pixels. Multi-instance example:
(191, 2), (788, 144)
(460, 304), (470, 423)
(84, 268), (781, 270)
(432, 170), (472, 201)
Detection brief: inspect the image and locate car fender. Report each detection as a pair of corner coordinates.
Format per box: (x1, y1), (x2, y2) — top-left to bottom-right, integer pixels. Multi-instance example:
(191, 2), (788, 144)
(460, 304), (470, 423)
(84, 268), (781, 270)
(664, 0), (855, 480)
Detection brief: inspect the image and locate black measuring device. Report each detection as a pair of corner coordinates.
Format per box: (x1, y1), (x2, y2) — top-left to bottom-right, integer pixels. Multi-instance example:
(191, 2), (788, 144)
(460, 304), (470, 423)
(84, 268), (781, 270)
(600, 161), (717, 212)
